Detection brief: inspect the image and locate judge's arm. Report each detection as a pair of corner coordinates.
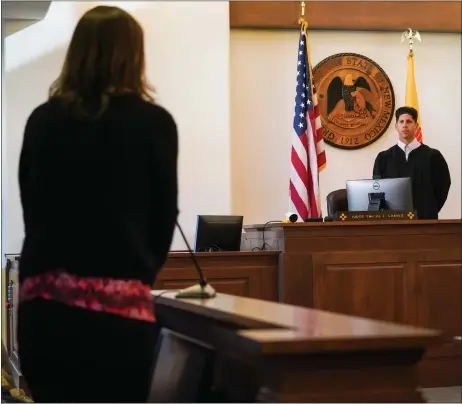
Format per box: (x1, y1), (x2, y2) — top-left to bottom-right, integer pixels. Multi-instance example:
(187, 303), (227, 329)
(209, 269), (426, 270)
(431, 150), (451, 212)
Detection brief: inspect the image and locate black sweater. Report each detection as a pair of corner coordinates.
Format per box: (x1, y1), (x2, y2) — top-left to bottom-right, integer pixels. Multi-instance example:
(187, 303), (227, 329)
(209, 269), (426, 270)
(18, 94), (178, 285)
(373, 144), (451, 220)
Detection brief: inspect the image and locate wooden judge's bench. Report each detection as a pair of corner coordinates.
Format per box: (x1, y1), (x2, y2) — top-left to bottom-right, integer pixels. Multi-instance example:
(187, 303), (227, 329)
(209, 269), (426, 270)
(2, 219), (460, 396)
(156, 219), (462, 387)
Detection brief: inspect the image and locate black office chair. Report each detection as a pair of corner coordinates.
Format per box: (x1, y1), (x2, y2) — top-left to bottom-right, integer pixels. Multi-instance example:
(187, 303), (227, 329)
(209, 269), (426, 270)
(326, 189), (348, 218)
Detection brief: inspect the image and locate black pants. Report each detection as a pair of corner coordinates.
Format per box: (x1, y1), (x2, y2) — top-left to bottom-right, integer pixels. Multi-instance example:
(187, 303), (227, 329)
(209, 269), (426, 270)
(18, 299), (159, 402)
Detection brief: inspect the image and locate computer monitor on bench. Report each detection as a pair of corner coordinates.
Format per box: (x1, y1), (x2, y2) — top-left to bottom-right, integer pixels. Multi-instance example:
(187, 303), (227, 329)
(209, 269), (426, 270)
(194, 215), (243, 252)
(346, 177), (413, 212)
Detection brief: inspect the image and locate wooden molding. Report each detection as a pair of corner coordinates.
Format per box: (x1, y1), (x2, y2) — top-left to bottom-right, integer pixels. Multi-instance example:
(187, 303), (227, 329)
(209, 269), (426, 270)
(229, 1), (462, 33)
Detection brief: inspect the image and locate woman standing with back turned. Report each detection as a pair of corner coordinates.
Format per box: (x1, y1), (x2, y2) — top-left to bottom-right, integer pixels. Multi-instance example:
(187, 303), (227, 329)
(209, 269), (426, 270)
(17, 6), (178, 402)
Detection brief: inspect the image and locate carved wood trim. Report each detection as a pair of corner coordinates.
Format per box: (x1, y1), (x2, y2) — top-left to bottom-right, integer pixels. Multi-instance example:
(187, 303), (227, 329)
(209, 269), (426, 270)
(229, 1), (462, 33)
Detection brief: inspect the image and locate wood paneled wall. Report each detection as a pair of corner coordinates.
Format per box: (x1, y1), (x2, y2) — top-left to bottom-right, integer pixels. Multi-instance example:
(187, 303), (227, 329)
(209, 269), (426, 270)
(229, 1), (461, 33)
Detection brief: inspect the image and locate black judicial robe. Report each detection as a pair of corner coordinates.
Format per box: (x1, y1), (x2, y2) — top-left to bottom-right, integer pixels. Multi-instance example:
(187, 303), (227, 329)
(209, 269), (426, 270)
(373, 144), (451, 220)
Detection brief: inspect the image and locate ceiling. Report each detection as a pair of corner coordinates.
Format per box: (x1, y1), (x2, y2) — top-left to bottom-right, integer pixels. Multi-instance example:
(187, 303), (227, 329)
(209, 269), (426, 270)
(2, 1), (51, 37)
(2, 1), (51, 20)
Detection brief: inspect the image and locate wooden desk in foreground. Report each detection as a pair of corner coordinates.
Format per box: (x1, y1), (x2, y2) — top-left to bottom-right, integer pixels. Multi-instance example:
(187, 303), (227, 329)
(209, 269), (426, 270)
(153, 291), (441, 402)
(245, 219), (462, 387)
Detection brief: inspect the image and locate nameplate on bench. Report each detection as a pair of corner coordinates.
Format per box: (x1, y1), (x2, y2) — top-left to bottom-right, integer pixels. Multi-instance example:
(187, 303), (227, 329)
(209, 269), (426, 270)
(336, 211), (417, 221)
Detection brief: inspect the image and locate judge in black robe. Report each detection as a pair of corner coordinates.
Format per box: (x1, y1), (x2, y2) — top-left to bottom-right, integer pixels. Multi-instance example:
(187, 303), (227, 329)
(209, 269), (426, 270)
(373, 106), (451, 220)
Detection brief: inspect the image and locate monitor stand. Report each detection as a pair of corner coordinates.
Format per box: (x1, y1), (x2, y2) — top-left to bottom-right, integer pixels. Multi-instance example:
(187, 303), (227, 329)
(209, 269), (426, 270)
(368, 192), (387, 211)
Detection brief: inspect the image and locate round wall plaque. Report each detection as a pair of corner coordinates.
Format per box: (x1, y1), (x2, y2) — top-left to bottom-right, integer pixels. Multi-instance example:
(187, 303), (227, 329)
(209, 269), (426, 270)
(313, 53), (395, 150)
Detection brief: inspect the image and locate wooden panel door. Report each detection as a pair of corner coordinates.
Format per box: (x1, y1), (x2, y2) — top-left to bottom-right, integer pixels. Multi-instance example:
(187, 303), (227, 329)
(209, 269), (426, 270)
(415, 249), (462, 338)
(413, 249), (462, 387)
(312, 251), (410, 323)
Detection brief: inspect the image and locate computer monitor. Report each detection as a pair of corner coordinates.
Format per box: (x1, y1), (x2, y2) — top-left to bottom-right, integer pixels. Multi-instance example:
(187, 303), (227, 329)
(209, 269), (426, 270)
(194, 215), (243, 252)
(346, 177), (413, 212)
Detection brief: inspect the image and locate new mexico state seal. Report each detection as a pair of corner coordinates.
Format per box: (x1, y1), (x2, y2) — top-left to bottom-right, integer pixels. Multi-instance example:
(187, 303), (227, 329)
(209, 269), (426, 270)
(312, 53), (395, 150)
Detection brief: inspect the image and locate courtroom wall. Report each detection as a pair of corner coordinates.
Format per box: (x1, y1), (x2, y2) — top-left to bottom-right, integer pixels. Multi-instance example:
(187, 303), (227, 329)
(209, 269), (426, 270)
(230, 30), (461, 224)
(4, 4), (461, 255)
(4, 1), (231, 252)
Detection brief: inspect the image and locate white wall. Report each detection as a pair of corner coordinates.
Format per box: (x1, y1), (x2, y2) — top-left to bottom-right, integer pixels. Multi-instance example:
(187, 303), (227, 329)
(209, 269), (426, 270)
(5, 7), (461, 256)
(4, 1), (230, 252)
(230, 30), (461, 224)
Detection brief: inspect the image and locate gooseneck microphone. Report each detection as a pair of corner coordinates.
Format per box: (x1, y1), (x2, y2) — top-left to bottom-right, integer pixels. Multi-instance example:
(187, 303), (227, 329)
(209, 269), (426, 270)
(174, 221), (217, 299)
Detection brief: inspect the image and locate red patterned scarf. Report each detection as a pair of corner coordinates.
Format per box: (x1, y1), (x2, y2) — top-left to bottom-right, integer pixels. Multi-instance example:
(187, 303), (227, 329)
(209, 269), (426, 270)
(19, 270), (155, 322)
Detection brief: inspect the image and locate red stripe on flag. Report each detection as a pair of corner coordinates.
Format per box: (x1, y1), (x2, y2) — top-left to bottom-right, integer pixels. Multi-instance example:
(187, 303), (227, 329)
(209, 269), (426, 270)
(313, 104), (320, 119)
(306, 163), (317, 217)
(290, 181), (308, 220)
(291, 146), (308, 189)
(317, 150), (327, 169)
(305, 113), (318, 217)
(315, 126), (323, 142)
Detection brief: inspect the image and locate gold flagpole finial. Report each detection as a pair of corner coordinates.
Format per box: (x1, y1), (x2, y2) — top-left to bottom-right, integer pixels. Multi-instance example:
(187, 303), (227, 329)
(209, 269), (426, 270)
(401, 28), (422, 53)
(299, 1), (307, 29)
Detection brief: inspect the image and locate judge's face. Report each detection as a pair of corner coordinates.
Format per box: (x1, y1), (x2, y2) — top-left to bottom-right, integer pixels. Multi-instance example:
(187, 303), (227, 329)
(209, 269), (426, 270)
(395, 114), (417, 144)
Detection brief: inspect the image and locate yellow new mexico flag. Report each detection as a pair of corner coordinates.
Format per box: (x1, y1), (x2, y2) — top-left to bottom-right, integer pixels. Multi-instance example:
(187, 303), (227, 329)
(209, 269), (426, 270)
(405, 50), (423, 142)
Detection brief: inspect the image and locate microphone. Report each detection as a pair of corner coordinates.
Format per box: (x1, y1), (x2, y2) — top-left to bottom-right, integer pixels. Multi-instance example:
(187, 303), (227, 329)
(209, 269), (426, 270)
(285, 212), (298, 223)
(174, 221), (217, 299)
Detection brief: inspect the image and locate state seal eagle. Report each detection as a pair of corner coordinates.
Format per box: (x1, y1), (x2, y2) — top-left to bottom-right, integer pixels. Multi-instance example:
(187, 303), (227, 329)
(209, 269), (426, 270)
(327, 73), (376, 117)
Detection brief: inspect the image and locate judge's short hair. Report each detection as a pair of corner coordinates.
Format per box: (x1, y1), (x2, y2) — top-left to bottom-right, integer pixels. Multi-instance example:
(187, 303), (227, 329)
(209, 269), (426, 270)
(395, 106), (418, 123)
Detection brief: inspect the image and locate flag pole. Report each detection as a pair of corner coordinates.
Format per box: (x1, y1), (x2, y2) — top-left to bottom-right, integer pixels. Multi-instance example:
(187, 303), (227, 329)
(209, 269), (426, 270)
(298, 1), (307, 30)
(289, 0), (304, 216)
(298, 2), (315, 110)
(401, 28), (423, 143)
(288, 1), (307, 220)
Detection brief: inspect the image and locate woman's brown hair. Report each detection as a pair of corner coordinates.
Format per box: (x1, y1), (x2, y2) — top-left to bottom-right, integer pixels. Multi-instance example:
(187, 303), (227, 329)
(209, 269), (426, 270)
(49, 5), (154, 118)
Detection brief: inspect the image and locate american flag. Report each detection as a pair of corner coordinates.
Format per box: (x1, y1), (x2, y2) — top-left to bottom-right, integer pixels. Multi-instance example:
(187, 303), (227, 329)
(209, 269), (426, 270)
(289, 28), (326, 220)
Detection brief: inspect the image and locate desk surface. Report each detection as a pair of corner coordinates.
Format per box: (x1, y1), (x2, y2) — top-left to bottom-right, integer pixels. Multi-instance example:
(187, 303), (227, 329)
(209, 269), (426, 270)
(153, 291), (442, 402)
(245, 219), (462, 230)
(168, 250), (280, 258)
(153, 291), (441, 354)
